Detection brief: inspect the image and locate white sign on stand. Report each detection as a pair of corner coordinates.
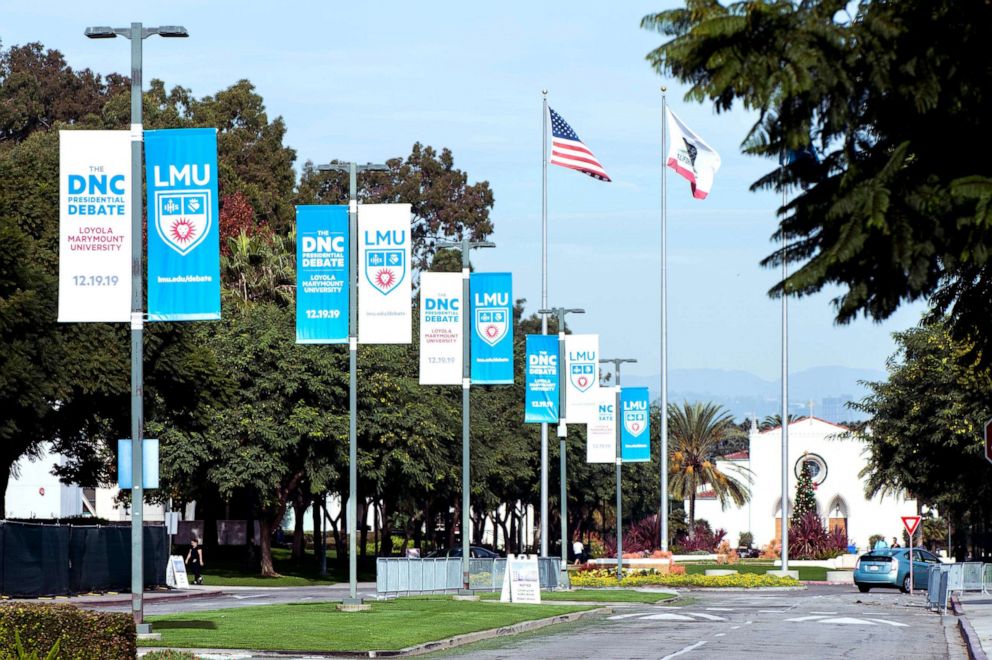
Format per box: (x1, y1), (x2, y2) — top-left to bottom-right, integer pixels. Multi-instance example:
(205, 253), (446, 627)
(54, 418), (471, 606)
(500, 554), (541, 604)
(166, 555), (190, 589)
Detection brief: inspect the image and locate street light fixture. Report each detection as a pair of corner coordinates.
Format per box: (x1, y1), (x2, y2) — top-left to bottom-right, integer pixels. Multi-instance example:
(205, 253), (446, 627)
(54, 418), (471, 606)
(600, 357), (637, 579)
(315, 160), (388, 604)
(537, 306), (583, 579)
(85, 21), (188, 635)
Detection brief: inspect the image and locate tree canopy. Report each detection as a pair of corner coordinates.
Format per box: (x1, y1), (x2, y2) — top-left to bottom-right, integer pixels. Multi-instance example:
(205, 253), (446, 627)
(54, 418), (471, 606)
(642, 0), (992, 365)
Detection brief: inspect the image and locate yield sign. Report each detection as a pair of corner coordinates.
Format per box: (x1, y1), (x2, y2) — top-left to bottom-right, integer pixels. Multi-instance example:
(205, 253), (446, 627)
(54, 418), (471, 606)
(985, 418), (992, 465)
(902, 516), (921, 537)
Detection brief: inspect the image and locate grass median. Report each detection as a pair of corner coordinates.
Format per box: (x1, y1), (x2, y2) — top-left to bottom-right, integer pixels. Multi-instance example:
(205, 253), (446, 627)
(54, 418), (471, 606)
(145, 598), (596, 652)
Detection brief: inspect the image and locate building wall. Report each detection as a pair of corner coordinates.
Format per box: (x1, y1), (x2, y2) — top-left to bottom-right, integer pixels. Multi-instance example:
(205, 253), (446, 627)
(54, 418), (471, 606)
(689, 418), (916, 552)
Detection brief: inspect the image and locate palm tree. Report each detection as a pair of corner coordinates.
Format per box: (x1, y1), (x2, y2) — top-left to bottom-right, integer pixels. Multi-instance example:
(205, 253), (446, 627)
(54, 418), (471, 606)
(668, 402), (751, 536)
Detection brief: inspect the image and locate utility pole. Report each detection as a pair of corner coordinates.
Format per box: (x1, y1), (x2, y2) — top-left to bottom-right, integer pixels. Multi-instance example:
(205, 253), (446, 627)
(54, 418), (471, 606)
(84, 21), (188, 634)
(600, 357), (636, 579)
(538, 306), (584, 582)
(317, 161), (388, 604)
(438, 237), (495, 590)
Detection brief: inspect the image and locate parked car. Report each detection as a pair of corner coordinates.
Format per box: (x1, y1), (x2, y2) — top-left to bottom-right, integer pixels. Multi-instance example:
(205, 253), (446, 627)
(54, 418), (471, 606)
(424, 546), (500, 559)
(853, 548), (943, 593)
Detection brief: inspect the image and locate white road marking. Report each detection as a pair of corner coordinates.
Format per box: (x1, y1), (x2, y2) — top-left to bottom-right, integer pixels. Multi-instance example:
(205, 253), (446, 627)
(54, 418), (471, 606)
(714, 633), (726, 637)
(809, 611), (837, 615)
(609, 613), (646, 620)
(643, 613), (697, 622)
(688, 612), (727, 621)
(232, 594), (267, 600)
(660, 641), (707, 660)
(867, 618), (910, 627)
(745, 621), (753, 625)
(706, 607), (734, 611)
(731, 625), (741, 630)
(786, 615), (829, 622)
(819, 617), (876, 625)
(759, 609), (785, 613)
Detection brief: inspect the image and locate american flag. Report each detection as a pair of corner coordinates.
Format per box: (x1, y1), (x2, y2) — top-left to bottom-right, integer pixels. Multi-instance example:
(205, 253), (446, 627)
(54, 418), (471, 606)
(549, 107), (611, 182)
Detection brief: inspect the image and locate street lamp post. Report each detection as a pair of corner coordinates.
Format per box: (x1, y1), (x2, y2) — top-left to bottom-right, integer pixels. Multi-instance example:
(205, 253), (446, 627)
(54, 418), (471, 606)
(437, 237), (495, 590)
(537, 307), (583, 580)
(85, 21), (187, 634)
(317, 161), (388, 604)
(599, 357), (636, 580)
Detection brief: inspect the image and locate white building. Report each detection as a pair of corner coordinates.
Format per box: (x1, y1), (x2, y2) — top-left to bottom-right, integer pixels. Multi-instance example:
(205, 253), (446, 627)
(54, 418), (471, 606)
(5, 443), (165, 522)
(690, 417), (916, 552)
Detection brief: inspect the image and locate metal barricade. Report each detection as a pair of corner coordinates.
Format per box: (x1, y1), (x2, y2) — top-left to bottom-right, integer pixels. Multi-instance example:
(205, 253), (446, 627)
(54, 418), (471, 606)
(926, 565), (943, 611)
(376, 556), (566, 596)
(961, 562), (984, 592)
(376, 557), (463, 596)
(984, 563), (992, 595)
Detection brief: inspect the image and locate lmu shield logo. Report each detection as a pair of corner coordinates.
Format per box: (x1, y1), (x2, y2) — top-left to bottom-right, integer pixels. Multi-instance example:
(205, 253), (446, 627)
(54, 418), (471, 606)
(624, 410), (647, 437)
(155, 191), (211, 256)
(475, 306), (508, 347)
(365, 249), (405, 295)
(570, 362), (595, 392)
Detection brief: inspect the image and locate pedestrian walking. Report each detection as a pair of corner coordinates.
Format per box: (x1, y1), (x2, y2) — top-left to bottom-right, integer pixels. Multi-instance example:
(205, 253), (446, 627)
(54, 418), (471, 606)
(186, 537), (205, 585)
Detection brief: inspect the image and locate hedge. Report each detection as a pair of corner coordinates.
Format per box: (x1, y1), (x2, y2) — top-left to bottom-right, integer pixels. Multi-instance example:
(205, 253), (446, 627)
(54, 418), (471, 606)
(571, 568), (801, 589)
(0, 603), (135, 659)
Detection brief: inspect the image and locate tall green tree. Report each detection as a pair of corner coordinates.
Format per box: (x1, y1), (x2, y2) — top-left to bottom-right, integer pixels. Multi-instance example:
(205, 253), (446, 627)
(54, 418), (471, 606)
(667, 401), (750, 534)
(851, 320), (991, 556)
(642, 1), (992, 365)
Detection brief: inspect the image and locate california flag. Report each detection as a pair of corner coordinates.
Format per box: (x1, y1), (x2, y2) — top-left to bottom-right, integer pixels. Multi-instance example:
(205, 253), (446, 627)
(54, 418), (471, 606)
(666, 108), (721, 199)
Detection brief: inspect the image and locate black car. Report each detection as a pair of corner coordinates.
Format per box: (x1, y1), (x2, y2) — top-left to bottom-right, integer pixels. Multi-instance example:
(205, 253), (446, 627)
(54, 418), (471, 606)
(424, 546), (500, 558)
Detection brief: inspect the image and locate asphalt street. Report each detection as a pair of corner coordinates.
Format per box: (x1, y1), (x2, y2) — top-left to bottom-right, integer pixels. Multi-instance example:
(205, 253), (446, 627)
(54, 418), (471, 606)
(439, 586), (967, 660)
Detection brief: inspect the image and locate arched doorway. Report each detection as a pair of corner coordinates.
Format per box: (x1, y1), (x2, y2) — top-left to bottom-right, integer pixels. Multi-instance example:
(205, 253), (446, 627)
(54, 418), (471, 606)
(827, 496), (849, 539)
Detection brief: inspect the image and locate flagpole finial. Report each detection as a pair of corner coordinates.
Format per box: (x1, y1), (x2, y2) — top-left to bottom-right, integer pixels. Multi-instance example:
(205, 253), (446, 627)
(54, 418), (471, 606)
(542, 89), (548, 96)
(661, 85), (667, 93)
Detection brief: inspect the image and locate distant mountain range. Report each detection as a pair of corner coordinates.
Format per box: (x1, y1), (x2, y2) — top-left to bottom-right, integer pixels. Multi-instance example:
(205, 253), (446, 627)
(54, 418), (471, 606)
(619, 366), (885, 423)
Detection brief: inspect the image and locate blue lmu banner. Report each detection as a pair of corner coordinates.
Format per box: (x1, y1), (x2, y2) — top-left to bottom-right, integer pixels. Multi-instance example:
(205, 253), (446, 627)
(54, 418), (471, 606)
(145, 128), (221, 321)
(620, 386), (651, 462)
(296, 205), (349, 343)
(525, 334), (559, 423)
(470, 272), (513, 384)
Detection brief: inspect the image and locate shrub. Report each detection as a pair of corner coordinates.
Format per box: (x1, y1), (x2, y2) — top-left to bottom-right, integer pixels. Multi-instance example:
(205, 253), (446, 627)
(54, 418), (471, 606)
(788, 511), (848, 560)
(0, 603), (134, 660)
(715, 540), (739, 564)
(868, 534), (885, 549)
(760, 538), (781, 560)
(675, 520), (727, 552)
(570, 568), (800, 589)
(738, 531), (754, 548)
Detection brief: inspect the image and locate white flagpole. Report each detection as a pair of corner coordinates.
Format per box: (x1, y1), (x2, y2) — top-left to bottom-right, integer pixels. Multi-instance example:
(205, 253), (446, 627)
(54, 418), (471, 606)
(660, 87), (669, 551)
(781, 167), (790, 572)
(540, 89), (550, 558)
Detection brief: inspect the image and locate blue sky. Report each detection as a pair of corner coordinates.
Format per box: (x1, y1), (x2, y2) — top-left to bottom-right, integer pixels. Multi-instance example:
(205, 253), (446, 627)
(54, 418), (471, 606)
(3, 0), (925, 382)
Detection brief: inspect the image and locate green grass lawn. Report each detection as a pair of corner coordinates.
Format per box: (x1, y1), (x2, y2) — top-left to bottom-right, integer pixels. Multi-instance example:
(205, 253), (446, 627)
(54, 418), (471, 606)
(197, 547), (376, 587)
(681, 562), (829, 581)
(146, 599), (594, 651)
(478, 589), (676, 604)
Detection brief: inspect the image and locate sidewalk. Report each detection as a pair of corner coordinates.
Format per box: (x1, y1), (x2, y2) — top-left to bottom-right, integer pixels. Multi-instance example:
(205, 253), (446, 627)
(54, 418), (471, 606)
(63, 587), (224, 606)
(954, 594), (991, 659)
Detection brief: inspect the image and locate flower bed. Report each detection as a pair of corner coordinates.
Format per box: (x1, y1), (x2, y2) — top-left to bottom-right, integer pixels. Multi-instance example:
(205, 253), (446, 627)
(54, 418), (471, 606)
(571, 568), (801, 589)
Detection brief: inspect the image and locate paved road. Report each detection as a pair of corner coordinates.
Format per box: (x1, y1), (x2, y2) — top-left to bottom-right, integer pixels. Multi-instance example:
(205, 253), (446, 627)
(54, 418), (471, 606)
(440, 586), (967, 660)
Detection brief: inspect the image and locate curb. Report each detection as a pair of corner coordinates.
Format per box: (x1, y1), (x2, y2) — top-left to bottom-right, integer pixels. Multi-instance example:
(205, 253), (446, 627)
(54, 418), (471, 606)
(82, 589), (225, 607)
(139, 606), (610, 658)
(951, 597), (989, 660)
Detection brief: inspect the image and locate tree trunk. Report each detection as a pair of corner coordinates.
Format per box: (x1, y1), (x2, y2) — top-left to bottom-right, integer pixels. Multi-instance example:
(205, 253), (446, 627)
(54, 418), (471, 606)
(258, 517), (278, 577)
(312, 494), (322, 569)
(380, 499), (394, 557)
(326, 503), (345, 560)
(509, 508), (518, 555)
(359, 498), (369, 559)
(291, 494), (307, 562)
(688, 495), (696, 538)
(0, 466), (9, 520)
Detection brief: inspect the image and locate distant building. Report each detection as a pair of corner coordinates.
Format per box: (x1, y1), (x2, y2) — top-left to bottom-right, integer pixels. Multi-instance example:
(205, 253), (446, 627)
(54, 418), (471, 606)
(5, 443), (164, 522)
(689, 417), (915, 552)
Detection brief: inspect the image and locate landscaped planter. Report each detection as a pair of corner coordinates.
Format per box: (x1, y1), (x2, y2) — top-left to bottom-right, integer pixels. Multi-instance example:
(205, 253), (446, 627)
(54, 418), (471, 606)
(704, 569), (738, 577)
(825, 570), (854, 583)
(767, 569), (800, 579)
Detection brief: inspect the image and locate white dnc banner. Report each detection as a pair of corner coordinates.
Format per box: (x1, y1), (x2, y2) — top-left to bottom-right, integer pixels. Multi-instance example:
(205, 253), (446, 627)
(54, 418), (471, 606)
(358, 204), (412, 344)
(58, 130), (131, 322)
(564, 334), (599, 423)
(419, 272), (463, 385)
(587, 387), (617, 463)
